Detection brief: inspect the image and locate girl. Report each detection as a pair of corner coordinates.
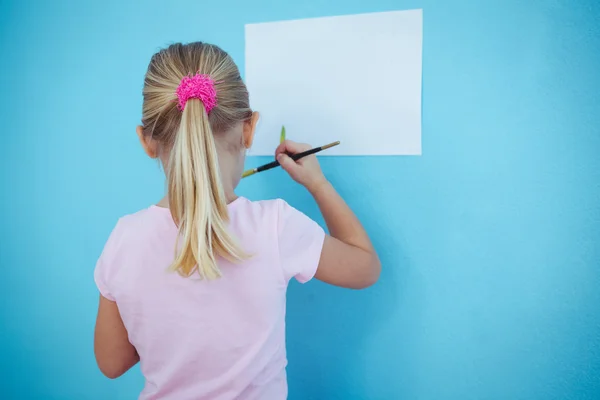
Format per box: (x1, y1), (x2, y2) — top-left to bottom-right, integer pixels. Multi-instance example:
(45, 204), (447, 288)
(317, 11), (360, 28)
(94, 42), (380, 399)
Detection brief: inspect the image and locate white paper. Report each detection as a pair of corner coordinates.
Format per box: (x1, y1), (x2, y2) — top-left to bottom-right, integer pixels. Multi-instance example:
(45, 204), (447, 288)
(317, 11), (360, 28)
(245, 9), (422, 156)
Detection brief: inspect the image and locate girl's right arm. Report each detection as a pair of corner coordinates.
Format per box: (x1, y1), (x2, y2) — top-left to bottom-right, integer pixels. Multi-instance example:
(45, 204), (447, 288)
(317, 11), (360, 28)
(276, 141), (381, 289)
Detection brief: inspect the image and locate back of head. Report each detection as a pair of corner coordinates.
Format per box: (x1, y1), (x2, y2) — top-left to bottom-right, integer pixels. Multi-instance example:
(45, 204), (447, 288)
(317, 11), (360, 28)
(140, 42), (252, 279)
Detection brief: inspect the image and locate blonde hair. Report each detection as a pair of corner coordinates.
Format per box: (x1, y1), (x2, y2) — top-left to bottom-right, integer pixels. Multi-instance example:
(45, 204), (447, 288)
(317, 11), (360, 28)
(141, 42), (252, 279)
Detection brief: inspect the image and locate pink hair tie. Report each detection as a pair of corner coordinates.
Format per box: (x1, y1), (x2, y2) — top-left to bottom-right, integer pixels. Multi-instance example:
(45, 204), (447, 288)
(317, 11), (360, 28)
(175, 73), (217, 113)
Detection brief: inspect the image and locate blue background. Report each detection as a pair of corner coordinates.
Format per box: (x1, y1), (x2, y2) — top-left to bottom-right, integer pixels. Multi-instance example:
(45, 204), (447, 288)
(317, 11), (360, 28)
(1, 0), (599, 399)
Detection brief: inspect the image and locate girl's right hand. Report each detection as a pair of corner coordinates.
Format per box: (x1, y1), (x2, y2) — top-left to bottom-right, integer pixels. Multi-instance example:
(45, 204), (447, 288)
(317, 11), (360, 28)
(275, 140), (328, 193)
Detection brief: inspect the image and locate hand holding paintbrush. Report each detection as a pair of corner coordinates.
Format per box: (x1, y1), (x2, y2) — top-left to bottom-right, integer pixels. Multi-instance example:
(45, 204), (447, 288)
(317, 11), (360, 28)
(273, 140), (336, 192)
(242, 126), (340, 178)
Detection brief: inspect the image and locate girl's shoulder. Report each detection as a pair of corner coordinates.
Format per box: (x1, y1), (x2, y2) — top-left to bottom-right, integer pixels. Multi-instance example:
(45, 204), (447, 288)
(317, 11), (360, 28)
(230, 197), (325, 283)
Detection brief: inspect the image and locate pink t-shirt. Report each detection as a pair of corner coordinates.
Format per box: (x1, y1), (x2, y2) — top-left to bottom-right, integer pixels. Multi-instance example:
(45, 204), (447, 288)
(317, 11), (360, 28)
(94, 197), (325, 400)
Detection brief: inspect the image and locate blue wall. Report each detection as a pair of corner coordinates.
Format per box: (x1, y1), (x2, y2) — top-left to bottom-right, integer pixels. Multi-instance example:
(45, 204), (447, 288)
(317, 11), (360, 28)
(1, 0), (599, 399)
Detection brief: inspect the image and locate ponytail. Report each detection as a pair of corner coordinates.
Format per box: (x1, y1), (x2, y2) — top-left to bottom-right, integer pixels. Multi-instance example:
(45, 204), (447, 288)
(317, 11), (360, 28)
(167, 99), (247, 279)
(141, 42), (253, 279)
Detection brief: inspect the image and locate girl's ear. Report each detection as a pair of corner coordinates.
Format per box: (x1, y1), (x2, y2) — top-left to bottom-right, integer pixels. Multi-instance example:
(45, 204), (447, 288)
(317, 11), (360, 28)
(136, 125), (159, 158)
(243, 112), (260, 149)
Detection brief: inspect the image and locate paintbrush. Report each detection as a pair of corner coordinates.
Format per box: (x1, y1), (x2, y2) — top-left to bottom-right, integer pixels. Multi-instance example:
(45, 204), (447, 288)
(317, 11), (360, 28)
(242, 140), (340, 178)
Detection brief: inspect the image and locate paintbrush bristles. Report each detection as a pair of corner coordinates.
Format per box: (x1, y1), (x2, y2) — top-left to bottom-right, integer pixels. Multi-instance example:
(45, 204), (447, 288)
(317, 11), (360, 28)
(280, 126), (286, 144)
(241, 169), (256, 178)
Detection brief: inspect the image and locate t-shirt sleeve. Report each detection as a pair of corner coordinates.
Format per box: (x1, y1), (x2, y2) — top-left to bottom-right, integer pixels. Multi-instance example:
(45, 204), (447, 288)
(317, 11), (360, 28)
(277, 200), (325, 283)
(94, 220), (123, 301)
